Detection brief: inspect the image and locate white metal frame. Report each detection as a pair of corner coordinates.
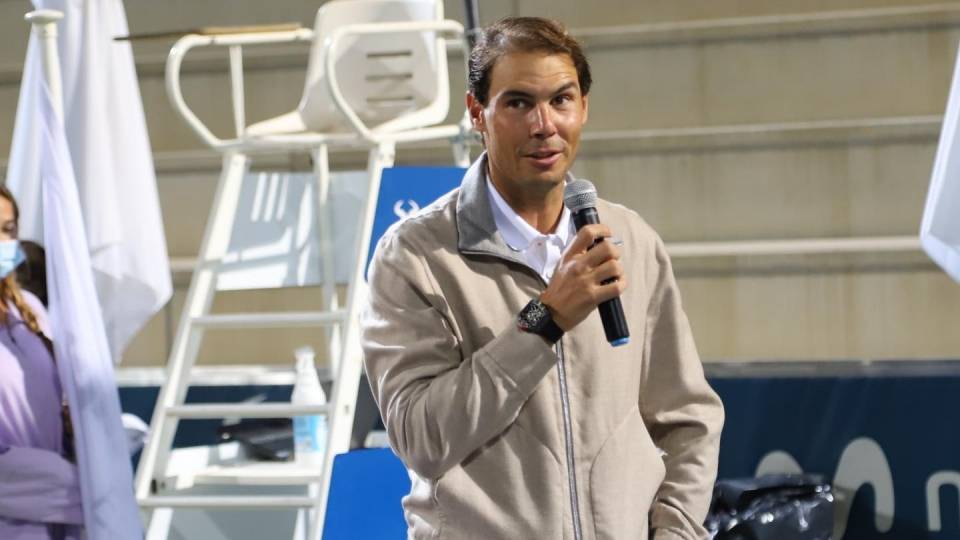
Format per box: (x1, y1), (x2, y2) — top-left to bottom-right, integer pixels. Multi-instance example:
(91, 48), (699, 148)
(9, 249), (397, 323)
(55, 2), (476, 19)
(164, 20), (470, 152)
(137, 8), (469, 540)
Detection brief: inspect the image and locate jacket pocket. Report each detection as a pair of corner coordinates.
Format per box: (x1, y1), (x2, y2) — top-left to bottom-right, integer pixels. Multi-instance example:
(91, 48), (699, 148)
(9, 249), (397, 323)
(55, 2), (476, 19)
(589, 407), (666, 540)
(434, 422), (565, 539)
(403, 472), (443, 539)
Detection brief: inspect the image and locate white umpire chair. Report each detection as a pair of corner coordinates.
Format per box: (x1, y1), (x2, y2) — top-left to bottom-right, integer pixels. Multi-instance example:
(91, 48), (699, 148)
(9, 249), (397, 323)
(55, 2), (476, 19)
(134, 1), (470, 538)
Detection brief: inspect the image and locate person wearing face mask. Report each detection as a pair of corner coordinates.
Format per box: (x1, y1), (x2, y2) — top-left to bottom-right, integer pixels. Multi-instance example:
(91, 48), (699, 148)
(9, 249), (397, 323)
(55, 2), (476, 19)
(0, 186), (83, 540)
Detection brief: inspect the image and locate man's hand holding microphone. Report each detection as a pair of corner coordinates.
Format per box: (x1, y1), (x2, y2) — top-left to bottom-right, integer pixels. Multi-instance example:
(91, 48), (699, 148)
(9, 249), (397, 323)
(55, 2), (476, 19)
(540, 180), (631, 346)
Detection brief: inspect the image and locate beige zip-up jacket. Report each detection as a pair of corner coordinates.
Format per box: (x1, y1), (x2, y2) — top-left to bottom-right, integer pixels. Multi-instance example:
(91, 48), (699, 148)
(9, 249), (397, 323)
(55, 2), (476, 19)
(362, 155), (724, 540)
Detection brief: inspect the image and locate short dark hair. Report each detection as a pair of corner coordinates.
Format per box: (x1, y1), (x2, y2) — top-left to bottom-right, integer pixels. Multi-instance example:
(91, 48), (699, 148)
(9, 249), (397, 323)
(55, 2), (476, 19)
(468, 17), (592, 105)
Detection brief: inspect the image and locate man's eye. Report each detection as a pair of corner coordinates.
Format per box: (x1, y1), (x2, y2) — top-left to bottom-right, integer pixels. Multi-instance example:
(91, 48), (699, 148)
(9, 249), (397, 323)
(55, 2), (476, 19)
(507, 99), (529, 109)
(553, 95), (572, 105)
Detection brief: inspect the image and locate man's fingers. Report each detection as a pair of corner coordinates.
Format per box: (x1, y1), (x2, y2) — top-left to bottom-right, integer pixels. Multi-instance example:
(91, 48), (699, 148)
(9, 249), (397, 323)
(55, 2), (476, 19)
(564, 224), (612, 259)
(593, 258), (624, 284)
(593, 274), (628, 303)
(581, 238), (621, 268)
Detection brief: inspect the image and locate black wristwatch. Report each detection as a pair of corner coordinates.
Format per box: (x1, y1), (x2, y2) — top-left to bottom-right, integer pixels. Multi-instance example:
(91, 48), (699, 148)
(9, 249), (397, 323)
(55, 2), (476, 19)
(517, 298), (565, 344)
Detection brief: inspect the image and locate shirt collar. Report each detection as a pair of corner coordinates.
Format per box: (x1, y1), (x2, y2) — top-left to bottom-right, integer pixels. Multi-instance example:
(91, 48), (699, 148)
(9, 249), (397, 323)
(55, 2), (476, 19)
(486, 176), (572, 251)
(456, 152), (578, 265)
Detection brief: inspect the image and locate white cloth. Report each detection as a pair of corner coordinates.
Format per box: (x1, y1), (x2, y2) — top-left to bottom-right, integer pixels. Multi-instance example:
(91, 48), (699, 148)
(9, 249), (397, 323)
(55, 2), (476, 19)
(922, 42), (960, 283)
(38, 77), (143, 539)
(486, 178), (573, 283)
(5, 30), (44, 247)
(7, 0), (172, 362)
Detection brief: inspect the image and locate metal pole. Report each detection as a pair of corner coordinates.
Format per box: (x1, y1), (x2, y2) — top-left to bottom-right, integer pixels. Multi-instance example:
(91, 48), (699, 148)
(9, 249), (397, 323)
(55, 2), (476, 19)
(25, 10), (65, 122)
(463, 0), (480, 48)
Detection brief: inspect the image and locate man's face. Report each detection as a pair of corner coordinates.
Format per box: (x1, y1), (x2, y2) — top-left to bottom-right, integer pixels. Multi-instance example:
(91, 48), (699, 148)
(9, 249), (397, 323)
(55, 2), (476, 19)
(468, 51), (588, 195)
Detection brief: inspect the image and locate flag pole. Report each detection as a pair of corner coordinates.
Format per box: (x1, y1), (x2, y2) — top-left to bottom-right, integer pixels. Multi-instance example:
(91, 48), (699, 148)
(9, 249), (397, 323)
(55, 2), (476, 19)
(24, 10), (65, 122)
(463, 0), (480, 49)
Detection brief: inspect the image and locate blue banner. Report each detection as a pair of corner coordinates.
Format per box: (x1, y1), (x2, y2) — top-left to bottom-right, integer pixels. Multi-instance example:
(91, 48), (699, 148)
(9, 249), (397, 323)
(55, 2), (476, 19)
(713, 374), (960, 539)
(119, 371), (960, 538)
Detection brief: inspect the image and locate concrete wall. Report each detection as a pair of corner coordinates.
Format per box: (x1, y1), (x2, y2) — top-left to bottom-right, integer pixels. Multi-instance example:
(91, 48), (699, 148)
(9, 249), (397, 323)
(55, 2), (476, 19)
(2, 1), (959, 366)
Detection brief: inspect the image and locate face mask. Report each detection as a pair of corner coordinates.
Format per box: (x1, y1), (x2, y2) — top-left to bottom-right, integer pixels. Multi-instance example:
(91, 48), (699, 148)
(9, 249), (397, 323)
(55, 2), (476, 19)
(0, 240), (26, 279)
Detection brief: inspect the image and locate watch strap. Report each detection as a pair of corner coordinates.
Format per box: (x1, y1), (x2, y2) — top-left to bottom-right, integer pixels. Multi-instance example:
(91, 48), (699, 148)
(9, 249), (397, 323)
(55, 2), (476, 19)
(518, 298), (564, 344)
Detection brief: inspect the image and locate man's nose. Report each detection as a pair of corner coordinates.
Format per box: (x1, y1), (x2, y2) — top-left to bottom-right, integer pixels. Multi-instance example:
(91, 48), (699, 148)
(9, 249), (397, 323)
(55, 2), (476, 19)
(529, 103), (558, 138)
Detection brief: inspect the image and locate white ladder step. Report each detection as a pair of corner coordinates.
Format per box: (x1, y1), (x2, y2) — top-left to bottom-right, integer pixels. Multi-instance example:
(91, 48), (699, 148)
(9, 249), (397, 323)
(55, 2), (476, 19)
(167, 403), (331, 419)
(191, 310), (347, 329)
(180, 462), (323, 486)
(139, 495), (318, 509)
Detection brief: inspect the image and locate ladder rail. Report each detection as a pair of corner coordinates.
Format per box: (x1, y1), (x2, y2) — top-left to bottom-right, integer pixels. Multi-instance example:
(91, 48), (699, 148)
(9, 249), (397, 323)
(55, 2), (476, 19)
(307, 142), (395, 539)
(135, 152), (250, 502)
(313, 143), (343, 380)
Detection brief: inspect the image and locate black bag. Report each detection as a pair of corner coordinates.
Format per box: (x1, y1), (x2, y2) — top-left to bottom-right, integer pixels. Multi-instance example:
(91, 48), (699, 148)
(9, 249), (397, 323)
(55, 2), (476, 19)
(217, 418), (293, 461)
(705, 474), (834, 540)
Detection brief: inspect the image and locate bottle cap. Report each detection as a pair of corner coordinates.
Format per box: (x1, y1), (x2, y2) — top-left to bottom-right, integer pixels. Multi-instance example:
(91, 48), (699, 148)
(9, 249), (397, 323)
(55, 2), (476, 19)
(295, 345), (316, 372)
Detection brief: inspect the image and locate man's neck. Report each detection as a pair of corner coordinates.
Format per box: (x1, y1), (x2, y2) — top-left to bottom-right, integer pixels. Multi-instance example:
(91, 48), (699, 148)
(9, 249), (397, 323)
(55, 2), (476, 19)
(487, 167), (565, 235)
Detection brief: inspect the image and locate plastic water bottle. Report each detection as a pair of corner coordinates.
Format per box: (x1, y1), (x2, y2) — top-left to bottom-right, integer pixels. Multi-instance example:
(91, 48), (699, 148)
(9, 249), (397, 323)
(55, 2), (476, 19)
(291, 346), (327, 469)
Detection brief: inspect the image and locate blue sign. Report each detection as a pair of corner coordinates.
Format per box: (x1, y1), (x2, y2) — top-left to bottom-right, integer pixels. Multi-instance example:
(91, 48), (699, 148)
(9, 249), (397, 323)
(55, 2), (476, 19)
(366, 166), (466, 272)
(322, 448), (410, 539)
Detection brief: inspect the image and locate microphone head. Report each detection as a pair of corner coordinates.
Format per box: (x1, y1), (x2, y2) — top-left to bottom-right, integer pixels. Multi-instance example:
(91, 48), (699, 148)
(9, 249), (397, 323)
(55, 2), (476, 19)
(564, 179), (598, 213)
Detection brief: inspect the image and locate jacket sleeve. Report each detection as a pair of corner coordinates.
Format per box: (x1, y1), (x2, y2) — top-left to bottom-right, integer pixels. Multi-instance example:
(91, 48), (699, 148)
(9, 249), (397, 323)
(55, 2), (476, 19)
(640, 235), (724, 540)
(361, 231), (559, 480)
(0, 445), (84, 525)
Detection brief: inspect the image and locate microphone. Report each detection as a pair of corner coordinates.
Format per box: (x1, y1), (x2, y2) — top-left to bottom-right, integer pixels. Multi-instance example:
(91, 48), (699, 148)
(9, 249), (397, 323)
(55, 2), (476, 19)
(564, 179), (630, 347)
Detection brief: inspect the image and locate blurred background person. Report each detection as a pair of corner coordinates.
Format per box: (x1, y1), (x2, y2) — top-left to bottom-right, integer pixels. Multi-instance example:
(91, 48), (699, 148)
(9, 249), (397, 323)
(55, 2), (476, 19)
(16, 240), (47, 307)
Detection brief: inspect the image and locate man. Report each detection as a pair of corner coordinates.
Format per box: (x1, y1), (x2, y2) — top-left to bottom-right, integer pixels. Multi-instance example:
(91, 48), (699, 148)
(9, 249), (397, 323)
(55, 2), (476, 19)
(362, 17), (724, 539)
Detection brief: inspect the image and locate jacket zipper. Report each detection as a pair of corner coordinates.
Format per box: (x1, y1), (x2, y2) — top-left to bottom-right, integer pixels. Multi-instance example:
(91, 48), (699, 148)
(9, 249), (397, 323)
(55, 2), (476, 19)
(462, 251), (585, 539)
(555, 339), (583, 540)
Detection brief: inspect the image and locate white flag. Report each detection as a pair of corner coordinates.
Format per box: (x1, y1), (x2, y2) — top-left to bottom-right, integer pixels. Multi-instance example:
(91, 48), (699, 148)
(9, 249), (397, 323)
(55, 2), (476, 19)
(8, 0), (171, 362)
(5, 27), (45, 248)
(39, 74), (144, 539)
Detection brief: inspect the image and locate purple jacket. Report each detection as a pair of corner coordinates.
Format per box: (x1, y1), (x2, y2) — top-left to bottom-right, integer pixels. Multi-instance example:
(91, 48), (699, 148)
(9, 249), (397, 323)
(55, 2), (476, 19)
(0, 292), (83, 539)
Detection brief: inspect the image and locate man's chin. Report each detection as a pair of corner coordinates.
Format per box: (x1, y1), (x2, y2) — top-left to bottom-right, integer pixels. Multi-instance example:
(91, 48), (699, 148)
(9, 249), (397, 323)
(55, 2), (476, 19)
(517, 175), (566, 196)
(522, 161), (568, 184)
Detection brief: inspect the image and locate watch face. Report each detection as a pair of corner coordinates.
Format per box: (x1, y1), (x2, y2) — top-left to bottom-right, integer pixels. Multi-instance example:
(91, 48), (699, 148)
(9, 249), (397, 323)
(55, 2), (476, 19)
(518, 300), (549, 332)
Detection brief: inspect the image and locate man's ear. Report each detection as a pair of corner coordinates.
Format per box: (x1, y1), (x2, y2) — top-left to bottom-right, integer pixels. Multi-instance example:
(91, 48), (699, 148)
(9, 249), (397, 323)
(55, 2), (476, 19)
(581, 94), (589, 126)
(466, 92), (485, 133)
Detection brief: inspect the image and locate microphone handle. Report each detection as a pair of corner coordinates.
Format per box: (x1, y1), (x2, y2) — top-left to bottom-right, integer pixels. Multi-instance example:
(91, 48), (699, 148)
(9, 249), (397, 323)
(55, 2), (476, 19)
(571, 208), (630, 346)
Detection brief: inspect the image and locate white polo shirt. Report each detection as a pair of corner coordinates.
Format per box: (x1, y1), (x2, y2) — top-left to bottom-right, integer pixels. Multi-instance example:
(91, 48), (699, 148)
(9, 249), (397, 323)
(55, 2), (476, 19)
(486, 178), (574, 283)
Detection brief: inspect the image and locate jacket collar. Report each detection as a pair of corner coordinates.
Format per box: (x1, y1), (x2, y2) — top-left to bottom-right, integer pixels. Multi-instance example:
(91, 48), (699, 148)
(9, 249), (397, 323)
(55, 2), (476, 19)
(456, 152), (576, 266)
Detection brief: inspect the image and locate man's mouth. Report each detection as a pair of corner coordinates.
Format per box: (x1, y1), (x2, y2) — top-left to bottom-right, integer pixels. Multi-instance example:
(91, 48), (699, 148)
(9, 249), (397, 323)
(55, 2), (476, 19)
(525, 149), (563, 168)
(527, 149), (561, 158)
